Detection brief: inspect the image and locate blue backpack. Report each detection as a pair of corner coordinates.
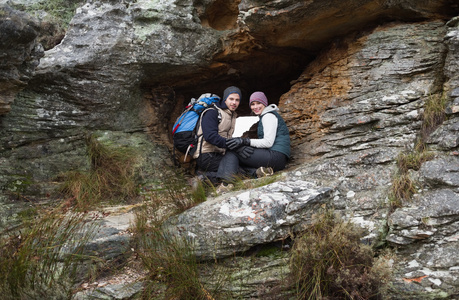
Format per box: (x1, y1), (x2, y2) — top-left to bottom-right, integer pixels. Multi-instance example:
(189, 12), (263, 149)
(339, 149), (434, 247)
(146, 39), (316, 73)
(172, 93), (221, 160)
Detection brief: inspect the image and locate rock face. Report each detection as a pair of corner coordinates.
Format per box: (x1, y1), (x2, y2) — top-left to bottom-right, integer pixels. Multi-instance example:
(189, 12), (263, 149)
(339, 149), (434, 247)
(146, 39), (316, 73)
(1, 0), (459, 298)
(0, 4), (43, 115)
(283, 20), (447, 162)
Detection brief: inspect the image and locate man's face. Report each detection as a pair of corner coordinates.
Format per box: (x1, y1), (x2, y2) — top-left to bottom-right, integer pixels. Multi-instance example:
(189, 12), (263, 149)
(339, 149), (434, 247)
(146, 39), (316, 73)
(225, 93), (240, 112)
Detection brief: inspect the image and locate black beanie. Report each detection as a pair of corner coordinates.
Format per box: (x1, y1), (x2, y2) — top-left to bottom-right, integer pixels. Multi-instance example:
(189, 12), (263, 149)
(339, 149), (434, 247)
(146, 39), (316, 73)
(223, 86), (242, 101)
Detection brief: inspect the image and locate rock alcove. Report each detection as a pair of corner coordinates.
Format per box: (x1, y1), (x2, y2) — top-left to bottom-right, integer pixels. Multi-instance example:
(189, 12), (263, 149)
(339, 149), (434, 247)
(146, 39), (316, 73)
(140, 46), (311, 146)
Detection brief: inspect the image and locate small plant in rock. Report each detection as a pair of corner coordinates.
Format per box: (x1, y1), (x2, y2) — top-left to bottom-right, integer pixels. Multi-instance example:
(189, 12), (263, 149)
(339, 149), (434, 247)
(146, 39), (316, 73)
(396, 143), (434, 172)
(388, 173), (417, 210)
(389, 141), (431, 210)
(59, 134), (139, 209)
(190, 178), (208, 204)
(141, 169), (208, 214)
(388, 92), (448, 210)
(164, 170), (208, 212)
(421, 93), (449, 138)
(289, 208), (392, 300)
(0, 204), (99, 299)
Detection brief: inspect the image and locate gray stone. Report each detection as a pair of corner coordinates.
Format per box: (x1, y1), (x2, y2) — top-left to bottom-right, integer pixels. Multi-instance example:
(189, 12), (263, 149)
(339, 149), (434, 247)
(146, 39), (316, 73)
(164, 180), (333, 260)
(73, 282), (144, 300)
(83, 210), (134, 261)
(420, 156), (459, 187)
(387, 189), (459, 245)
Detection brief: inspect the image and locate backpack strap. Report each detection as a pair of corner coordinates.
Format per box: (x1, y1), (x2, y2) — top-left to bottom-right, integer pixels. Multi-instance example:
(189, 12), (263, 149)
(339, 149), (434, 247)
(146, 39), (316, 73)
(172, 105), (194, 135)
(193, 104), (221, 159)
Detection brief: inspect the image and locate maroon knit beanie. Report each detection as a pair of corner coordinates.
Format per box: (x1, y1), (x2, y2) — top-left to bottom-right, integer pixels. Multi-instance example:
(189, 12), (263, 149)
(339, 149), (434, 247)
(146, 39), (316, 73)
(249, 91), (268, 107)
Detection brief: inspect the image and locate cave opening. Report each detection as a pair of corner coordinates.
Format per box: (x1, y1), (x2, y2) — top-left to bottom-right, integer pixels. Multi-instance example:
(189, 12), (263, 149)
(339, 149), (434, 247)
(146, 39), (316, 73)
(140, 47), (313, 147)
(171, 48), (313, 117)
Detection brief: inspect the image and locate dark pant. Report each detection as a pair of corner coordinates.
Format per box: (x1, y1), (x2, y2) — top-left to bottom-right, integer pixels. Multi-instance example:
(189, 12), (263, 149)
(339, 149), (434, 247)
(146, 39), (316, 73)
(217, 148), (288, 182)
(196, 152), (224, 184)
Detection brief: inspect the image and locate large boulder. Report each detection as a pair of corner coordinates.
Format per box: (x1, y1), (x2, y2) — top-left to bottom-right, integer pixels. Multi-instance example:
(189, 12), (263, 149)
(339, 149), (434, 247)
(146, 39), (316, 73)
(164, 178), (333, 260)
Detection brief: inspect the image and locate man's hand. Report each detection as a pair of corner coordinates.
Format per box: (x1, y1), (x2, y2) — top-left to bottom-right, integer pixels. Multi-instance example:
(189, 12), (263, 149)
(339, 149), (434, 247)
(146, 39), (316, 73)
(236, 146), (254, 159)
(226, 137), (250, 150)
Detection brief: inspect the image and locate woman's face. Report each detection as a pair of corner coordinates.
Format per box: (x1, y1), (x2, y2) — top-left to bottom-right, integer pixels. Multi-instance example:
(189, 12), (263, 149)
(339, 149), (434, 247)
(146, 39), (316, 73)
(250, 101), (265, 115)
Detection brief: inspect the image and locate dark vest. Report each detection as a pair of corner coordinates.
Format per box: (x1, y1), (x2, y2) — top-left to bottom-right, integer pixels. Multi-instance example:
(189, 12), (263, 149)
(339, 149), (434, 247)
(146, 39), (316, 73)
(258, 111), (290, 158)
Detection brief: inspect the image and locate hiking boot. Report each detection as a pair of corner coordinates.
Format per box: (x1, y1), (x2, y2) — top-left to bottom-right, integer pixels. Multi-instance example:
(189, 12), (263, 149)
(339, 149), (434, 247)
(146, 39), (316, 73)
(215, 182), (234, 194)
(256, 167), (274, 178)
(189, 174), (205, 190)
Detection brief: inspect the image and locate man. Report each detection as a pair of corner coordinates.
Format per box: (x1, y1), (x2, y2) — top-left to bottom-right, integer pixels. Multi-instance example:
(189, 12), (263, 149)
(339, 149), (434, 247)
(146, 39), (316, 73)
(193, 86), (241, 182)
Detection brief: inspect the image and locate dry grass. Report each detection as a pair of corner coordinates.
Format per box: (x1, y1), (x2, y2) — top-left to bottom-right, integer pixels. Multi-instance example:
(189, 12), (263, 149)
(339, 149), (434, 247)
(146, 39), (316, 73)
(289, 209), (392, 300)
(421, 93), (448, 138)
(388, 92), (448, 210)
(59, 134), (139, 210)
(0, 205), (99, 299)
(227, 173), (281, 193)
(388, 173), (417, 210)
(396, 146), (434, 173)
(132, 195), (228, 300)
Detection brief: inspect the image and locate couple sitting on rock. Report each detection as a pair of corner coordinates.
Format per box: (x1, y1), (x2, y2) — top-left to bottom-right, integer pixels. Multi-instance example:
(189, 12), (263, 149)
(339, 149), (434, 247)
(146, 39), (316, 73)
(193, 86), (291, 194)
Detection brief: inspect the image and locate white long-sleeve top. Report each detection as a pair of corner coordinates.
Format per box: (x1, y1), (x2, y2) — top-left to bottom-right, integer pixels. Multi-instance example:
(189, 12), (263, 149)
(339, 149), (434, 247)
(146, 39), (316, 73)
(249, 104), (279, 149)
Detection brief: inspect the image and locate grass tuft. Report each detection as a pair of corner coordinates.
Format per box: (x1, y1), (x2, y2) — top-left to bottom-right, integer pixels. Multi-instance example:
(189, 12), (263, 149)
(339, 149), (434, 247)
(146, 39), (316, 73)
(134, 223), (209, 299)
(132, 196), (228, 300)
(388, 92), (449, 210)
(228, 173), (281, 192)
(421, 93), (448, 138)
(289, 208), (392, 300)
(59, 134), (139, 210)
(0, 205), (99, 298)
(388, 173), (416, 210)
(396, 146), (434, 173)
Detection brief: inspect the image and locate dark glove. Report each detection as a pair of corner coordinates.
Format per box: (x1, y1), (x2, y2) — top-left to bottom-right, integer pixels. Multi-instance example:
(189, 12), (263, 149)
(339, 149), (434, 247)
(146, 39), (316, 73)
(226, 137), (250, 150)
(236, 146), (254, 159)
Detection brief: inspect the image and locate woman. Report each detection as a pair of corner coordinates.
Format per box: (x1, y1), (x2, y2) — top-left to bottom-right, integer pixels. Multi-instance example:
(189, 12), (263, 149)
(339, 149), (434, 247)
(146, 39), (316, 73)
(217, 91), (290, 187)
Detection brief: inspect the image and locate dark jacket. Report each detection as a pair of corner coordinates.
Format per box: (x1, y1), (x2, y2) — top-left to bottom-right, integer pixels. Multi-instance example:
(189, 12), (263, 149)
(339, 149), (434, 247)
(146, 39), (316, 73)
(193, 99), (237, 158)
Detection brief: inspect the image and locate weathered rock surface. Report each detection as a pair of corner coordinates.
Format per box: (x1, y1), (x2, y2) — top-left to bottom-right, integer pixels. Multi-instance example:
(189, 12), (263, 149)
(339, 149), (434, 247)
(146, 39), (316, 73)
(0, 4), (43, 115)
(72, 206), (144, 300)
(1, 0), (459, 299)
(165, 179), (332, 260)
(281, 18), (459, 299)
(282, 20), (446, 162)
